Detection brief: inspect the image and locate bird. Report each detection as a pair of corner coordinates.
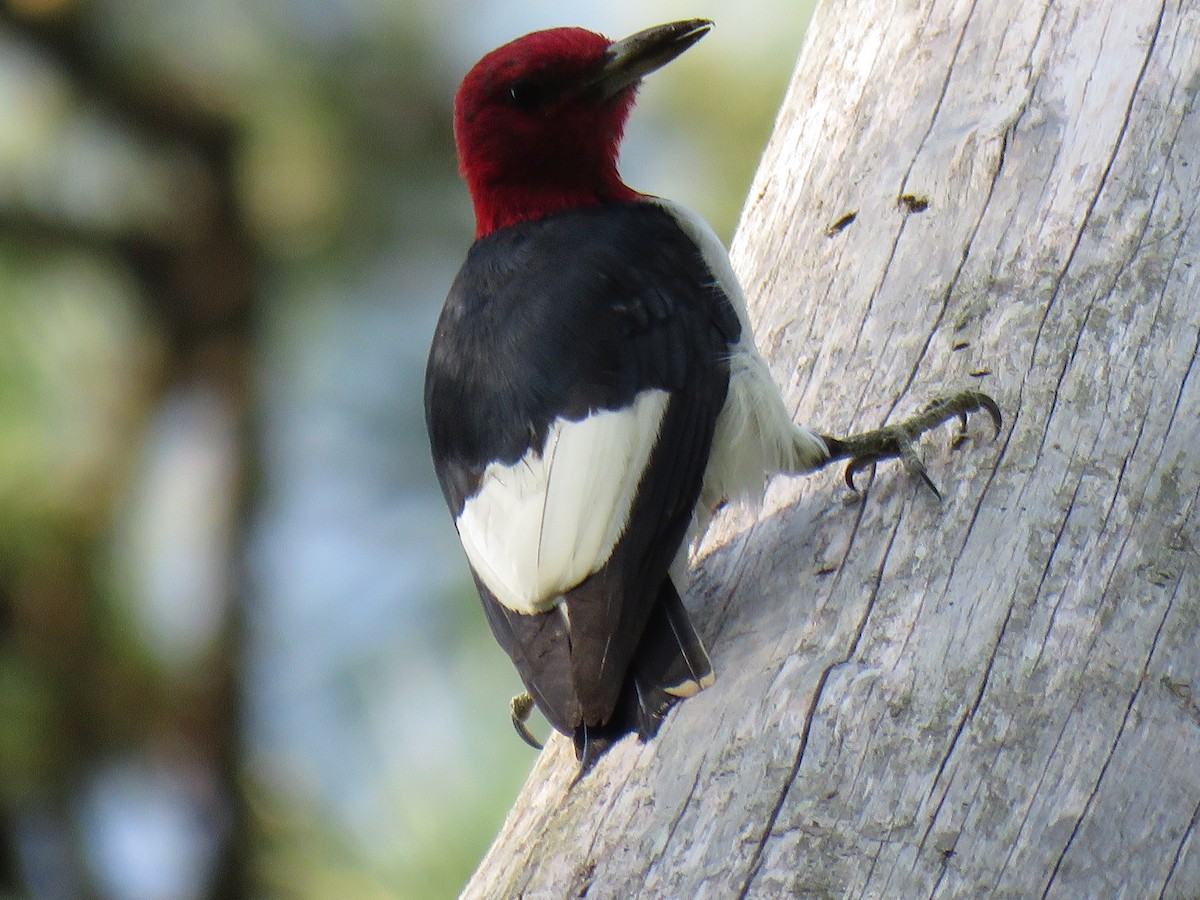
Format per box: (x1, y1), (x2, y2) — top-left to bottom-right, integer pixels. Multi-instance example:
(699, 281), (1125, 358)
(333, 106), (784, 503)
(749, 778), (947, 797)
(424, 19), (1000, 771)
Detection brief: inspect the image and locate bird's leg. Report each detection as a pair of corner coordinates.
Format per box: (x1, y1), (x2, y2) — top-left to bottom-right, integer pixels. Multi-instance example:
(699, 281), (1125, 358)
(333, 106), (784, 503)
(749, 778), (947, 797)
(510, 692), (543, 749)
(820, 390), (1002, 498)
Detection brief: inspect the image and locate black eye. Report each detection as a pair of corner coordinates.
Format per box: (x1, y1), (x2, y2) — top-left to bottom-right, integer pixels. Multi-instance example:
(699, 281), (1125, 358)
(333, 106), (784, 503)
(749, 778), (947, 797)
(506, 79), (549, 111)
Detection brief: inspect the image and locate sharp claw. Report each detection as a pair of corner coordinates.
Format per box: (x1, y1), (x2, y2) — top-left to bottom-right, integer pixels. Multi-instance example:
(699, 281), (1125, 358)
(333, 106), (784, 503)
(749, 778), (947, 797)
(906, 457), (942, 500)
(845, 457), (873, 491)
(979, 393), (1003, 438)
(899, 436), (942, 500)
(512, 718), (543, 750)
(510, 693), (542, 750)
(952, 393), (1001, 450)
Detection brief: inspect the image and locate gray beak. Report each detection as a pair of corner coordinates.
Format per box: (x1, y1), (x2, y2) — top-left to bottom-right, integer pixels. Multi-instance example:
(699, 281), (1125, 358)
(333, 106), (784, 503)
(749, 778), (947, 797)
(589, 19), (713, 100)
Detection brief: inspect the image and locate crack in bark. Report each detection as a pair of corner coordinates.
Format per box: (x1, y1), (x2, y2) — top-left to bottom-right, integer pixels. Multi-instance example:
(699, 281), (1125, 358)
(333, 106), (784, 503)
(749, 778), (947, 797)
(1023, 466), (1086, 661)
(947, 609), (1007, 765)
(704, 525), (760, 645)
(857, 839), (886, 898)
(1039, 541), (1181, 897)
(1165, 326), (1200, 441)
(925, 849), (951, 900)
(542, 755), (641, 897)
(1145, 195), (1200, 346)
(1039, 677), (1146, 898)
(894, 123), (1006, 409)
(991, 497), (1143, 890)
(914, 790), (951, 873)
(859, 0), (982, 365)
(915, 735), (1009, 890)
(992, 675), (1089, 885)
(787, 275), (837, 406)
(921, 585), (1015, 812)
(1035, 298), (1099, 460)
(1028, 433), (1136, 675)
(634, 762), (706, 894)
(1158, 794), (1200, 899)
(1027, 0), (1166, 424)
(1113, 94), (1190, 272)
(734, 519), (902, 899)
(853, 218), (911, 359)
(899, 0), (981, 195)
(925, 420), (1144, 888)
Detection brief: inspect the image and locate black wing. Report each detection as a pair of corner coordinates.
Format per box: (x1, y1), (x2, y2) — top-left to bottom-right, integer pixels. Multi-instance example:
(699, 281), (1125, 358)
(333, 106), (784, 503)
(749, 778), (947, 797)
(425, 201), (739, 747)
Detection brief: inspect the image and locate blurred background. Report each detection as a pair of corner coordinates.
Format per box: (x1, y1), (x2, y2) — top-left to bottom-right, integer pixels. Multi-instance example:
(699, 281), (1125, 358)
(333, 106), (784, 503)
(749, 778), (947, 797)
(0, 0), (815, 896)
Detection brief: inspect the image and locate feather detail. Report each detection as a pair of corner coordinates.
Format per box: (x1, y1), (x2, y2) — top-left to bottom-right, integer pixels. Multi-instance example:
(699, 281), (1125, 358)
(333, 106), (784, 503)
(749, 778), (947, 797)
(653, 198), (830, 532)
(457, 389), (669, 613)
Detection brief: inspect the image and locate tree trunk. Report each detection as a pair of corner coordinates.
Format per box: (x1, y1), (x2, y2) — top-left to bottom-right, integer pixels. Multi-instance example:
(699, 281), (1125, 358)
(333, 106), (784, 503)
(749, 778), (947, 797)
(462, 0), (1200, 896)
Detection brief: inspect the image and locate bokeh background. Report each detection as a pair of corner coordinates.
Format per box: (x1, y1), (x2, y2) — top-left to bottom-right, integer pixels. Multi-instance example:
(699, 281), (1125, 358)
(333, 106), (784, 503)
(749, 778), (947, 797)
(0, 0), (816, 896)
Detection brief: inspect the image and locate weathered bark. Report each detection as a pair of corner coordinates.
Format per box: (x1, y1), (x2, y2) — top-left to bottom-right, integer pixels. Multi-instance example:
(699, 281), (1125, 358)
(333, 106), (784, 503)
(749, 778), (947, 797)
(463, 1), (1200, 897)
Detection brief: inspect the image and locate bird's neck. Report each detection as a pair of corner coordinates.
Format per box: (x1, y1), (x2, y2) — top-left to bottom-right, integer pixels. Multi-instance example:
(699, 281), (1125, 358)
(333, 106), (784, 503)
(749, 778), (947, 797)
(469, 171), (641, 238)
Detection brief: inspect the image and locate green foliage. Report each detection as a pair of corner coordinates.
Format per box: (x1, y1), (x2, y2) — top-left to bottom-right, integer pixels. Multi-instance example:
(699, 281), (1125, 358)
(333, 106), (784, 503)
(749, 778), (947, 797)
(0, 244), (149, 530)
(0, 650), (56, 802)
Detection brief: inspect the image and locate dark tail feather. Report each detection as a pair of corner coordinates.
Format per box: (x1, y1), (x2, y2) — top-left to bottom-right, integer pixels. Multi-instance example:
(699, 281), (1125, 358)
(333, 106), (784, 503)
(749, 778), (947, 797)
(647, 579), (714, 700)
(573, 721), (622, 774)
(572, 580), (714, 773)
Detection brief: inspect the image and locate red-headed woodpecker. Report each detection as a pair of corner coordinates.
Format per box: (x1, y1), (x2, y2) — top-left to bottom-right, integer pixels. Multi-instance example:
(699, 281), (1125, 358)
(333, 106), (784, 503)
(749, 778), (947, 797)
(425, 20), (999, 769)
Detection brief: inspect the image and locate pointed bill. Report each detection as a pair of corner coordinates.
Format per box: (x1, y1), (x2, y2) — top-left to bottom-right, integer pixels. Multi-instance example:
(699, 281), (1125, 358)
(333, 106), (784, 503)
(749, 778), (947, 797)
(589, 19), (713, 100)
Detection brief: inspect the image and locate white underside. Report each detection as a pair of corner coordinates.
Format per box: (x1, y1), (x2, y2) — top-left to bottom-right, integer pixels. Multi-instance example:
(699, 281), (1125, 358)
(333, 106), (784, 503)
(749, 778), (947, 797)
(457, 389), (670, 614)
(653, 199), (830, 537)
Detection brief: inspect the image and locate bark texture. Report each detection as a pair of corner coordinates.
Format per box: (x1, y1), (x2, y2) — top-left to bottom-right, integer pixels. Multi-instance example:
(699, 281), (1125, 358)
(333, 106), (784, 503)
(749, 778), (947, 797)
(463, 0), (1200, 896)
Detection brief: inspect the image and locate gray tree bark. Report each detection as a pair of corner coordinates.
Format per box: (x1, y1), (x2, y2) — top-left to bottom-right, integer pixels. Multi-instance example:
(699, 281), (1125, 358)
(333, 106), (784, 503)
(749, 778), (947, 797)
(462, 0), (1200, 897)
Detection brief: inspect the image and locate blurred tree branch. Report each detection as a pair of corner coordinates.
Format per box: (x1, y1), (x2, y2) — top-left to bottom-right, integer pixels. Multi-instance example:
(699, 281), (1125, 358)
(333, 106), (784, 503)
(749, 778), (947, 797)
(0, 1), (234, 155)
(0, 0), (254, 352)
(0, 1), (260, 896)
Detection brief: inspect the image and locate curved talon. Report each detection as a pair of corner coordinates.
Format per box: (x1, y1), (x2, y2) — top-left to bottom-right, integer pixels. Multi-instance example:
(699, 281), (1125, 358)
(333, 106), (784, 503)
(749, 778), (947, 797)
(512, 718), (543, 750)
(510, 692), (543, 750)
(952, 393), (1001, 450)
(844, 457), (876, 491)
(951, 390), (1002, 437)
(897, 435), (944, 499)
(904, 455), (942, 500)
(979, 393), (1003, 438)
(974, 393), (1003, 439)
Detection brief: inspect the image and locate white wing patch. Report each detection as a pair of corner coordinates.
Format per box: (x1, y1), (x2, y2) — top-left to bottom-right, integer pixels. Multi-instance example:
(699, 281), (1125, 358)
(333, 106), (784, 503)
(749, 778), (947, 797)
(456, 389), (670, 614)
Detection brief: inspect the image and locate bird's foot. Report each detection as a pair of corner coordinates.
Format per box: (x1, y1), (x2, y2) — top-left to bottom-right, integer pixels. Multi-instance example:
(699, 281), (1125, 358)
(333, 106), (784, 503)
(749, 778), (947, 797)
(510, 692), (543, 749)
(821, 390), (1001, 499)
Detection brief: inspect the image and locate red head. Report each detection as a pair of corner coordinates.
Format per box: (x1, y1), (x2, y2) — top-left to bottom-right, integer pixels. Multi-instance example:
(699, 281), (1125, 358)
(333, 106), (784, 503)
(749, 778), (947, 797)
(454, 20), (712, 237)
